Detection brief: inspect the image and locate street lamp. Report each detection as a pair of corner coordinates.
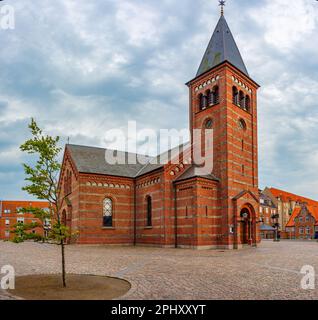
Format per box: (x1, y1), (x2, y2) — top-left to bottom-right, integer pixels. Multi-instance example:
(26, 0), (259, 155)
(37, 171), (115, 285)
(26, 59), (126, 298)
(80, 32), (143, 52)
(271, 214), (280, 242)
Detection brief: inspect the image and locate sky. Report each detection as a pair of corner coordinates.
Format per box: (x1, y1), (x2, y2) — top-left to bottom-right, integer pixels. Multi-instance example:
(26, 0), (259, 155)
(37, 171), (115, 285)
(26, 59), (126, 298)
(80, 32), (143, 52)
(0, 0), (318, 200)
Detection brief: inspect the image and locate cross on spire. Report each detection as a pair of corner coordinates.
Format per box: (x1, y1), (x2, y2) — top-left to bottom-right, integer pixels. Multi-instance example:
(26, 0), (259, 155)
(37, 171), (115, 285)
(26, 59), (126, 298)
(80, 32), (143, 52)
(219, 0), (226, 16)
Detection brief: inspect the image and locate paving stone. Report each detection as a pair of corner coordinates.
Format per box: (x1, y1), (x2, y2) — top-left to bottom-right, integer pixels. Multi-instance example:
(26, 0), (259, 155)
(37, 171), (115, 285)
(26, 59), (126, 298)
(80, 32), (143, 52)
(0, 240), (317, 300)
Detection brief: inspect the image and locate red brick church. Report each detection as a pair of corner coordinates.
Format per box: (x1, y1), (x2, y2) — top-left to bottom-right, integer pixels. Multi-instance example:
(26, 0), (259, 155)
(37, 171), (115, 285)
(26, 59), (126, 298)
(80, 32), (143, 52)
(59, 6), (261, 249)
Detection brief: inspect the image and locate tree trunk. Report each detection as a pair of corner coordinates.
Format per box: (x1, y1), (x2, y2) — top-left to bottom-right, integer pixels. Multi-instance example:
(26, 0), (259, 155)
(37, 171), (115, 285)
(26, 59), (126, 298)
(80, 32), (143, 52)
(61, 240), (66, 287)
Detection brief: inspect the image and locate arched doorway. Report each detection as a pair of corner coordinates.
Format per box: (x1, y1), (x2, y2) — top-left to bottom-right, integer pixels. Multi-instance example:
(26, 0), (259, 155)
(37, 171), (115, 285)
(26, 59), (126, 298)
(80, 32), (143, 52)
(240, 206), (256, 246)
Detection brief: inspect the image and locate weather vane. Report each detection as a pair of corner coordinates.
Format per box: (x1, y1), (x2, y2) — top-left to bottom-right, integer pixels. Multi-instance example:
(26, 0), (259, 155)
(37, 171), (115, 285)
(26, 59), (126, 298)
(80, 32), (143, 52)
(219, 0), (226, 16)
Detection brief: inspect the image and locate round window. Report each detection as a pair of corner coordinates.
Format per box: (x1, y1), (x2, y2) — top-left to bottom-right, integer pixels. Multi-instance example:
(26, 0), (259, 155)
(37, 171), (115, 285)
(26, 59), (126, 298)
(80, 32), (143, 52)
(238, 119), (247, 131)
(205, 119), (213, 129)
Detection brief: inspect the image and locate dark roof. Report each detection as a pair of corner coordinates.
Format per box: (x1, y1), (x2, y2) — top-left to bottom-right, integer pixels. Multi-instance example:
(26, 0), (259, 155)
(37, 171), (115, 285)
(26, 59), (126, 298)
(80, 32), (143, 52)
(174, 165), (219, 183)
(260, 192), (277, 208)
(196, 15), (248, 78)
(67, 144), (162, 178)
(67, 144), (190, 179)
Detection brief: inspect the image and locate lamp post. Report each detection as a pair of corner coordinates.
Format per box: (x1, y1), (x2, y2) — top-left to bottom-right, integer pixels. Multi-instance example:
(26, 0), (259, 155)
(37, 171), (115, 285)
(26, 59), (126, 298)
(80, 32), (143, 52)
(272, 214), (280, 242)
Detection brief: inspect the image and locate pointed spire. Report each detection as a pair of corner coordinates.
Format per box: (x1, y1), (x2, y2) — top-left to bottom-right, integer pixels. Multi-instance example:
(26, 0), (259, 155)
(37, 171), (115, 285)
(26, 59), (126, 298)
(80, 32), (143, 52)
(196, 6), (249, 78)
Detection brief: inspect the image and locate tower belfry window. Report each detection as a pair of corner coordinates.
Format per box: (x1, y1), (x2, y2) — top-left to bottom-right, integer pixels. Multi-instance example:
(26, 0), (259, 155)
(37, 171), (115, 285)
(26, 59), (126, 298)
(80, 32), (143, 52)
(232, 87), (238, 105)
(199, 94), (208, 110)
(245, 95), (251, 112)
(212, 86), (219, 104)
(239, 91), (245, 108)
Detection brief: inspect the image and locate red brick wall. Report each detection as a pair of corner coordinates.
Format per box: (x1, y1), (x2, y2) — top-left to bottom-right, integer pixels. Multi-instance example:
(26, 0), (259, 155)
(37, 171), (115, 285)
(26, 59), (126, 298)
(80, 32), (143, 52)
(286, 208), (318, 239)
(135, 172), (164, 246)
(175, 178), (221, 248)
(76, 174), (134, 245)
(0, 200), (50, 240)
(188, 62), (260, 248)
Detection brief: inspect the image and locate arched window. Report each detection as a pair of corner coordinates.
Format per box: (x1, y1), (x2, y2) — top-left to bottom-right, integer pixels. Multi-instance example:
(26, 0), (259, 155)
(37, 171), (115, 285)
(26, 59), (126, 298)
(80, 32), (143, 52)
(64, 175), (67, 195)
(103, 198), (113, 227)
(202, 95), (208, 109)
(204, 118), (213, 129)
(146, 196), (152, 227)
(212, 86), (219, 104)
(62, 210), (67, 225)
(245, 95), (251, 112)
(206, 90), (212, 106)
(232, 86), (238, 105)
(239, 91), (245, 108)
(199, 94), (205, 110)
(64, 171), (72, 195)
(239, 118), (247, 131)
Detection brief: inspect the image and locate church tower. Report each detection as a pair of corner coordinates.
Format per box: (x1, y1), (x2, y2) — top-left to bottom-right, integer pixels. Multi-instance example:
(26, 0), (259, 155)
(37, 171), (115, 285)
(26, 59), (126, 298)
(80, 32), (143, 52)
(187, 2), (260, 249)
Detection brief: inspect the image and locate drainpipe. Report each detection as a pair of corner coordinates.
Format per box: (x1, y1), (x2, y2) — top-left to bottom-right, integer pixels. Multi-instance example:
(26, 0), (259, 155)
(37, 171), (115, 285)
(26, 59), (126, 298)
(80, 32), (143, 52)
(174, 184), (178, 249)
(133, 180), (137, 246)
(0, 199), (2, 218)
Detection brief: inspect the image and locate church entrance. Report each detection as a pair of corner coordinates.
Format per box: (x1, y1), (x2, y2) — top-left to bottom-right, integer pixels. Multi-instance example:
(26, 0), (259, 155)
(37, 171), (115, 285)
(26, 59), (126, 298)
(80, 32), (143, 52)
(240, 207), (254, 246)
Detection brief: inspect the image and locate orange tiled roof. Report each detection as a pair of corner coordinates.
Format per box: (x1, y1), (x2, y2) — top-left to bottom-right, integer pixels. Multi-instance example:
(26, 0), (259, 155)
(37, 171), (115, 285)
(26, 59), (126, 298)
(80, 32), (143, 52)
(269, 188), (318, 206)
(308, 206), (318, 226)
(286, 205), (318, 227)
(286, 207), (301, 228)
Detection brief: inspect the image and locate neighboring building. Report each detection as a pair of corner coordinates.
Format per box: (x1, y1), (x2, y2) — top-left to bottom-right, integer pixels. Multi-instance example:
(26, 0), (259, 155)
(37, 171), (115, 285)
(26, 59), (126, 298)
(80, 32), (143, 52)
(58, 8), (261, 250)
(259, 191), (278, 239)
(285, 204), (318, 240)
(0, 200), (50, 240)
(263, 187), (318, 233)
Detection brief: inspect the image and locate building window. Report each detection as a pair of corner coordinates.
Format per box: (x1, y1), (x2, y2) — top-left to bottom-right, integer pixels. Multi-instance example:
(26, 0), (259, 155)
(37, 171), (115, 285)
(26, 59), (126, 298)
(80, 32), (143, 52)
(260, 207), (263, 213)
(239, 91), (245, 109)
(103, 198), (113, 227)
(207, 90), (213, 106)
(5, 220), (10, 226)
(299, 228), (304, 234)
(146, 196), (152, 227)
(232, 86), (238, 105)
(238, 118), (247, 131)
(306, 227), (311, 235)
(205, 118), (213, 129)
(212, 86), (219, 105)
(199, 93), (208, 110)
(4, 209), (11, 214)
(299, 217), (303, 223)
(17, 218), (24, 224)
(5, 231), (10, 238)
(245, 95), (251, 112)
(65, 170), (72, 195)
(306, 216), (310, 222)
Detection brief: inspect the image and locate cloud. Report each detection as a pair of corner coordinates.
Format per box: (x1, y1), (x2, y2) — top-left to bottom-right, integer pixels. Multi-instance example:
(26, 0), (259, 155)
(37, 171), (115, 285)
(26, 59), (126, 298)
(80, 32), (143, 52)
(249, 0), (318, 53)
(0, 0), (318, 200)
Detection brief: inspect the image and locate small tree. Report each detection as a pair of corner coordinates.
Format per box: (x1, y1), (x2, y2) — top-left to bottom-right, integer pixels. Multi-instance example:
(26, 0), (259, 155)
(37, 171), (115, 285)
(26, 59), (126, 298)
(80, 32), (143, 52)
(12, 207), (51, 243)
(18, 118), (70, 287)
(12, 221), (42, 243)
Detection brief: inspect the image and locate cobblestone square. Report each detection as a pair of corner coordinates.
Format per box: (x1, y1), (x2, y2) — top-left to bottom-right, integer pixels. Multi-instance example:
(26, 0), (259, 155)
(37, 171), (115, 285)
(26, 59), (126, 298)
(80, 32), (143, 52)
(1, 240), (318, 300)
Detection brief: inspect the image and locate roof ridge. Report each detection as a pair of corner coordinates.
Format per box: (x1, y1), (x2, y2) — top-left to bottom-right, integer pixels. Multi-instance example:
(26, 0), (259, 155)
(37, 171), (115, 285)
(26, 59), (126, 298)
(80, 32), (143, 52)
(68, 144), (153, 159)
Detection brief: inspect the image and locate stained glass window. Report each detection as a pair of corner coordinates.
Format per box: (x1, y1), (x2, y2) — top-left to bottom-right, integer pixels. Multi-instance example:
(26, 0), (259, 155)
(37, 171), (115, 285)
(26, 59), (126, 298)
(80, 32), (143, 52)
(103, 198), (113, 227)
